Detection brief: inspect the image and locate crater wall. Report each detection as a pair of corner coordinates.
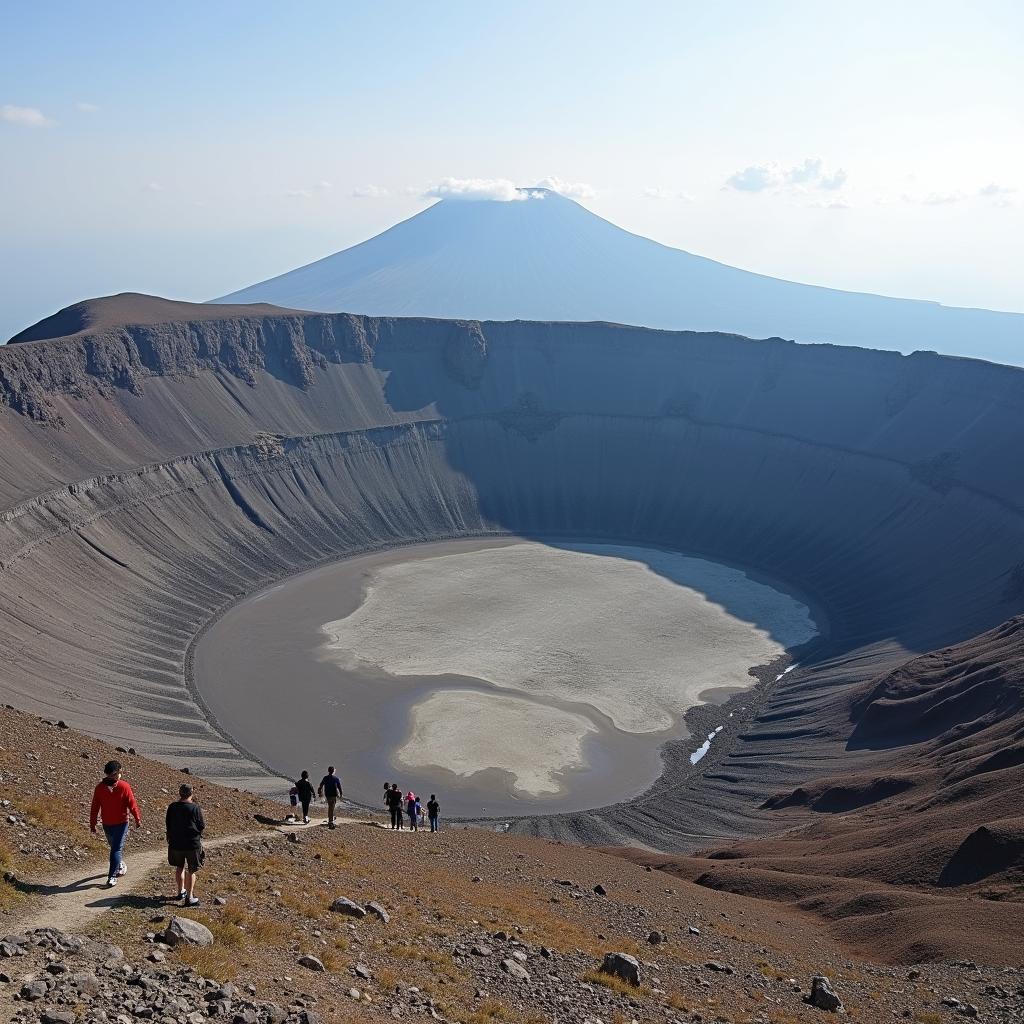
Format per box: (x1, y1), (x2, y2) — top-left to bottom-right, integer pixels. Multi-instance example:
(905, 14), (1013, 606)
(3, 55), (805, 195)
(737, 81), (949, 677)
(2, 299), (1023, 849)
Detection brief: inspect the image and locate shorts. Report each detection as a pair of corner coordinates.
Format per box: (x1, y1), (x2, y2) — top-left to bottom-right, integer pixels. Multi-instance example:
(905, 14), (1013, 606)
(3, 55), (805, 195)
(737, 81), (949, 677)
(168, 846), (204, 871)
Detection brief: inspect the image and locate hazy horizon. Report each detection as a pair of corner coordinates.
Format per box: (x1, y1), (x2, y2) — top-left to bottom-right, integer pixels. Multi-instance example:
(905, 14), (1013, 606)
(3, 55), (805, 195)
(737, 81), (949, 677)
(2, 1), (1021, 345)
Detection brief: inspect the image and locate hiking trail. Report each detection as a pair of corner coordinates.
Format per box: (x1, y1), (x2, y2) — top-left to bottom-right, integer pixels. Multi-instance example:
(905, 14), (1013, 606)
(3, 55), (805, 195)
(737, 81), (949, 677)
(19, 816), (376, 935)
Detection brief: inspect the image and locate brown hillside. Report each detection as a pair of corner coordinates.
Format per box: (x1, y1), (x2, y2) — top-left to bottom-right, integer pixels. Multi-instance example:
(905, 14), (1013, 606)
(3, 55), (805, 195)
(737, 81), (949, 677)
(3, 706), (1021, 1024)
(609, 618), (1024, 965)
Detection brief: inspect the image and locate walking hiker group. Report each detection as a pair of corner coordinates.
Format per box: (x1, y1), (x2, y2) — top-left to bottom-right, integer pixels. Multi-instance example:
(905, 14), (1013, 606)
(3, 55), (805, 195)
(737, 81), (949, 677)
(287, 769), (441, 833)
(89, 758), (441, 908)
(90, 761), (206, 907)
(383, 782), (440, 831)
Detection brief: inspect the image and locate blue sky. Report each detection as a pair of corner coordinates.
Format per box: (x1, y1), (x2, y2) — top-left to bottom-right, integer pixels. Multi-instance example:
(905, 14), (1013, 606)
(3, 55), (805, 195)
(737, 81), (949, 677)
(1, 0), (1022, 340)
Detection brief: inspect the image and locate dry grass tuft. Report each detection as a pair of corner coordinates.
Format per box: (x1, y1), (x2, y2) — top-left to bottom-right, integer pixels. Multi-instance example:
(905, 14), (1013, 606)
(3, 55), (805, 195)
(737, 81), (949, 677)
(180, 910), (246, 950)
(756, 959), (788, 981)
(465, 998), (546, 1024)
(664, 992), (691, 1012)
(16, 796), (95, 844)
(175, 944), (237, 982)
(229, 851), (289, 875)
(463, 883), (637, 957)
(915, 1014), (943, 1024)
(279, 887), (332, 919)
(580, 969), (647, 998)
(374, 965), (400, 990)
(0, 839), (23, 909)
(214, 903), (292, 946)
(390, 943), (464, 984)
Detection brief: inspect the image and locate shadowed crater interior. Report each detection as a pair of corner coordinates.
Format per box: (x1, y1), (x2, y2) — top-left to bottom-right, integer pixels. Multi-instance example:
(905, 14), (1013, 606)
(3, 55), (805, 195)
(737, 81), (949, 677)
(1, 294), (1023, 850)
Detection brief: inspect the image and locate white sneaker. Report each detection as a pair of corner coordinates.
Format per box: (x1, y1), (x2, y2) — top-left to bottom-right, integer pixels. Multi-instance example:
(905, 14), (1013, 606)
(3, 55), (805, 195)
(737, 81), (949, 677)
(116, 862), (128, 877)
(303, 816), (310, 824)
(179, 889), (187, 899)
(185, 896), (200, 907)
(106, 876), (117, 888)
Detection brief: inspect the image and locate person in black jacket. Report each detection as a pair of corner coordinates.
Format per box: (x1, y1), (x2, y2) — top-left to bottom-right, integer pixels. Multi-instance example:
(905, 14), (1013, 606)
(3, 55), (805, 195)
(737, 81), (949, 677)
(166, 783), (205, 906)
(385, 782), (404, 830)
(317, 766), (343, 829)
(295, 770), (316, 824)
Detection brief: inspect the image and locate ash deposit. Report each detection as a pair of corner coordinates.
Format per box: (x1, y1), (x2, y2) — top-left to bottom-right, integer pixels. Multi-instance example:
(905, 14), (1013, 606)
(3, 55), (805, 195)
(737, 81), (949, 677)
(196, 538), (817, 814)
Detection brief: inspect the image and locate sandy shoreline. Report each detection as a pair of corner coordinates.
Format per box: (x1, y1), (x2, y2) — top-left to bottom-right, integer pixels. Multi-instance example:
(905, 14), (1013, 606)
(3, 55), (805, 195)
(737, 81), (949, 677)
(194, 537), (817, 816)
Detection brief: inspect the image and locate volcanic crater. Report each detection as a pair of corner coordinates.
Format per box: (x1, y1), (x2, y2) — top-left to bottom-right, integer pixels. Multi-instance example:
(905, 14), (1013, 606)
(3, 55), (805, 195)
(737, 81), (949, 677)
(2, 293), (1024, 853)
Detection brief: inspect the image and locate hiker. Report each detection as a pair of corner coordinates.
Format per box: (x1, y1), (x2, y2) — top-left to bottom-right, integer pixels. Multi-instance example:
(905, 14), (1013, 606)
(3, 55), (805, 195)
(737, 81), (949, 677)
(386, 782), (404, 830)
(166, 782), (205, 906)
(295, 770), (316, 824)
(427, 794), (440, 833)
(89, 759), (141, 888)
(406, 790), (418, 831)
(318, 766), (343, 828)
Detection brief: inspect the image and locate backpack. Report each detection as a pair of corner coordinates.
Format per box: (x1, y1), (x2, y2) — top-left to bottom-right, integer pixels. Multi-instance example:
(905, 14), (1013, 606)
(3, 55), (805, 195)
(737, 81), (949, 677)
(289, 786), (298, 807)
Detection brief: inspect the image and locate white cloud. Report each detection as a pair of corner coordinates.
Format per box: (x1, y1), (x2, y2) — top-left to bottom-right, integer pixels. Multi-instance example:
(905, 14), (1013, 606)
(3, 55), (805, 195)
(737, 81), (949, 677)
(641, 186), (695, 201)
(145, 181), (163, 192)
(352, 184), (389, 199)
(420, 176), (596, 202)
(808, 197), (851, 210)
(727, 158), (847, 194)
(726, 164), (778, 192)
(979, 182), (1016, 206)
(76, 101), (99, 114)
(1, 103), (53, 127)
(819, 168), (848, 190)
(533, 176), (597, 200)
(315, 180), (332, 191)
(424, 177), (526, 202)
(785, 158), (822, 185)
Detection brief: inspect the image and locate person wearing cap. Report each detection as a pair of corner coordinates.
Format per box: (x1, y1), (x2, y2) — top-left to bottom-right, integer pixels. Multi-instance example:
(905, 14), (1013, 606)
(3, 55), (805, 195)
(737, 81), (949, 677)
(166, 782), (205, 906)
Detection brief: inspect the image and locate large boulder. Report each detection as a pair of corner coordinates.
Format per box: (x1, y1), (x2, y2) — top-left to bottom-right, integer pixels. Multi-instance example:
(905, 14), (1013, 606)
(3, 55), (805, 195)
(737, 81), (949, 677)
(162, 916), (214, 947)
(329, 897), (366, 918)
(366, 901), (390, 923)
(806, 976), (844, 1012)
(600, 952), (641, 986)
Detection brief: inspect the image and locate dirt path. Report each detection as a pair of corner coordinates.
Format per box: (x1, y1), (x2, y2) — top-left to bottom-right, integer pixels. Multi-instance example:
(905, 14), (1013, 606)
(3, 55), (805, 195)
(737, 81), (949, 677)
(18, 816), (378, 935)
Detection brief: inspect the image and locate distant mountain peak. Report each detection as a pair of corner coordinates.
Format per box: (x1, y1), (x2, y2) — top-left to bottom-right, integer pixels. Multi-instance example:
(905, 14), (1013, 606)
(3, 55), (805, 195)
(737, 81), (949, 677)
(214, 196), (1023, 366)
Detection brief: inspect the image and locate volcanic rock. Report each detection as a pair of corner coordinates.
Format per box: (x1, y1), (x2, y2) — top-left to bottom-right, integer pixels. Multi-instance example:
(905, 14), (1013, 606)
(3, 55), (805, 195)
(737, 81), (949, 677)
(162, 917), (214, 947)
(600, 952), (641, 986)
(806, 976), (844, 1012)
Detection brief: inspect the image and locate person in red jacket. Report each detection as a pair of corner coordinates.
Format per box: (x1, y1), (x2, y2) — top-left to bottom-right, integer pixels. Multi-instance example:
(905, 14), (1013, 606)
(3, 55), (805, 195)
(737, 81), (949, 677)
(89, 759), (142, 887)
